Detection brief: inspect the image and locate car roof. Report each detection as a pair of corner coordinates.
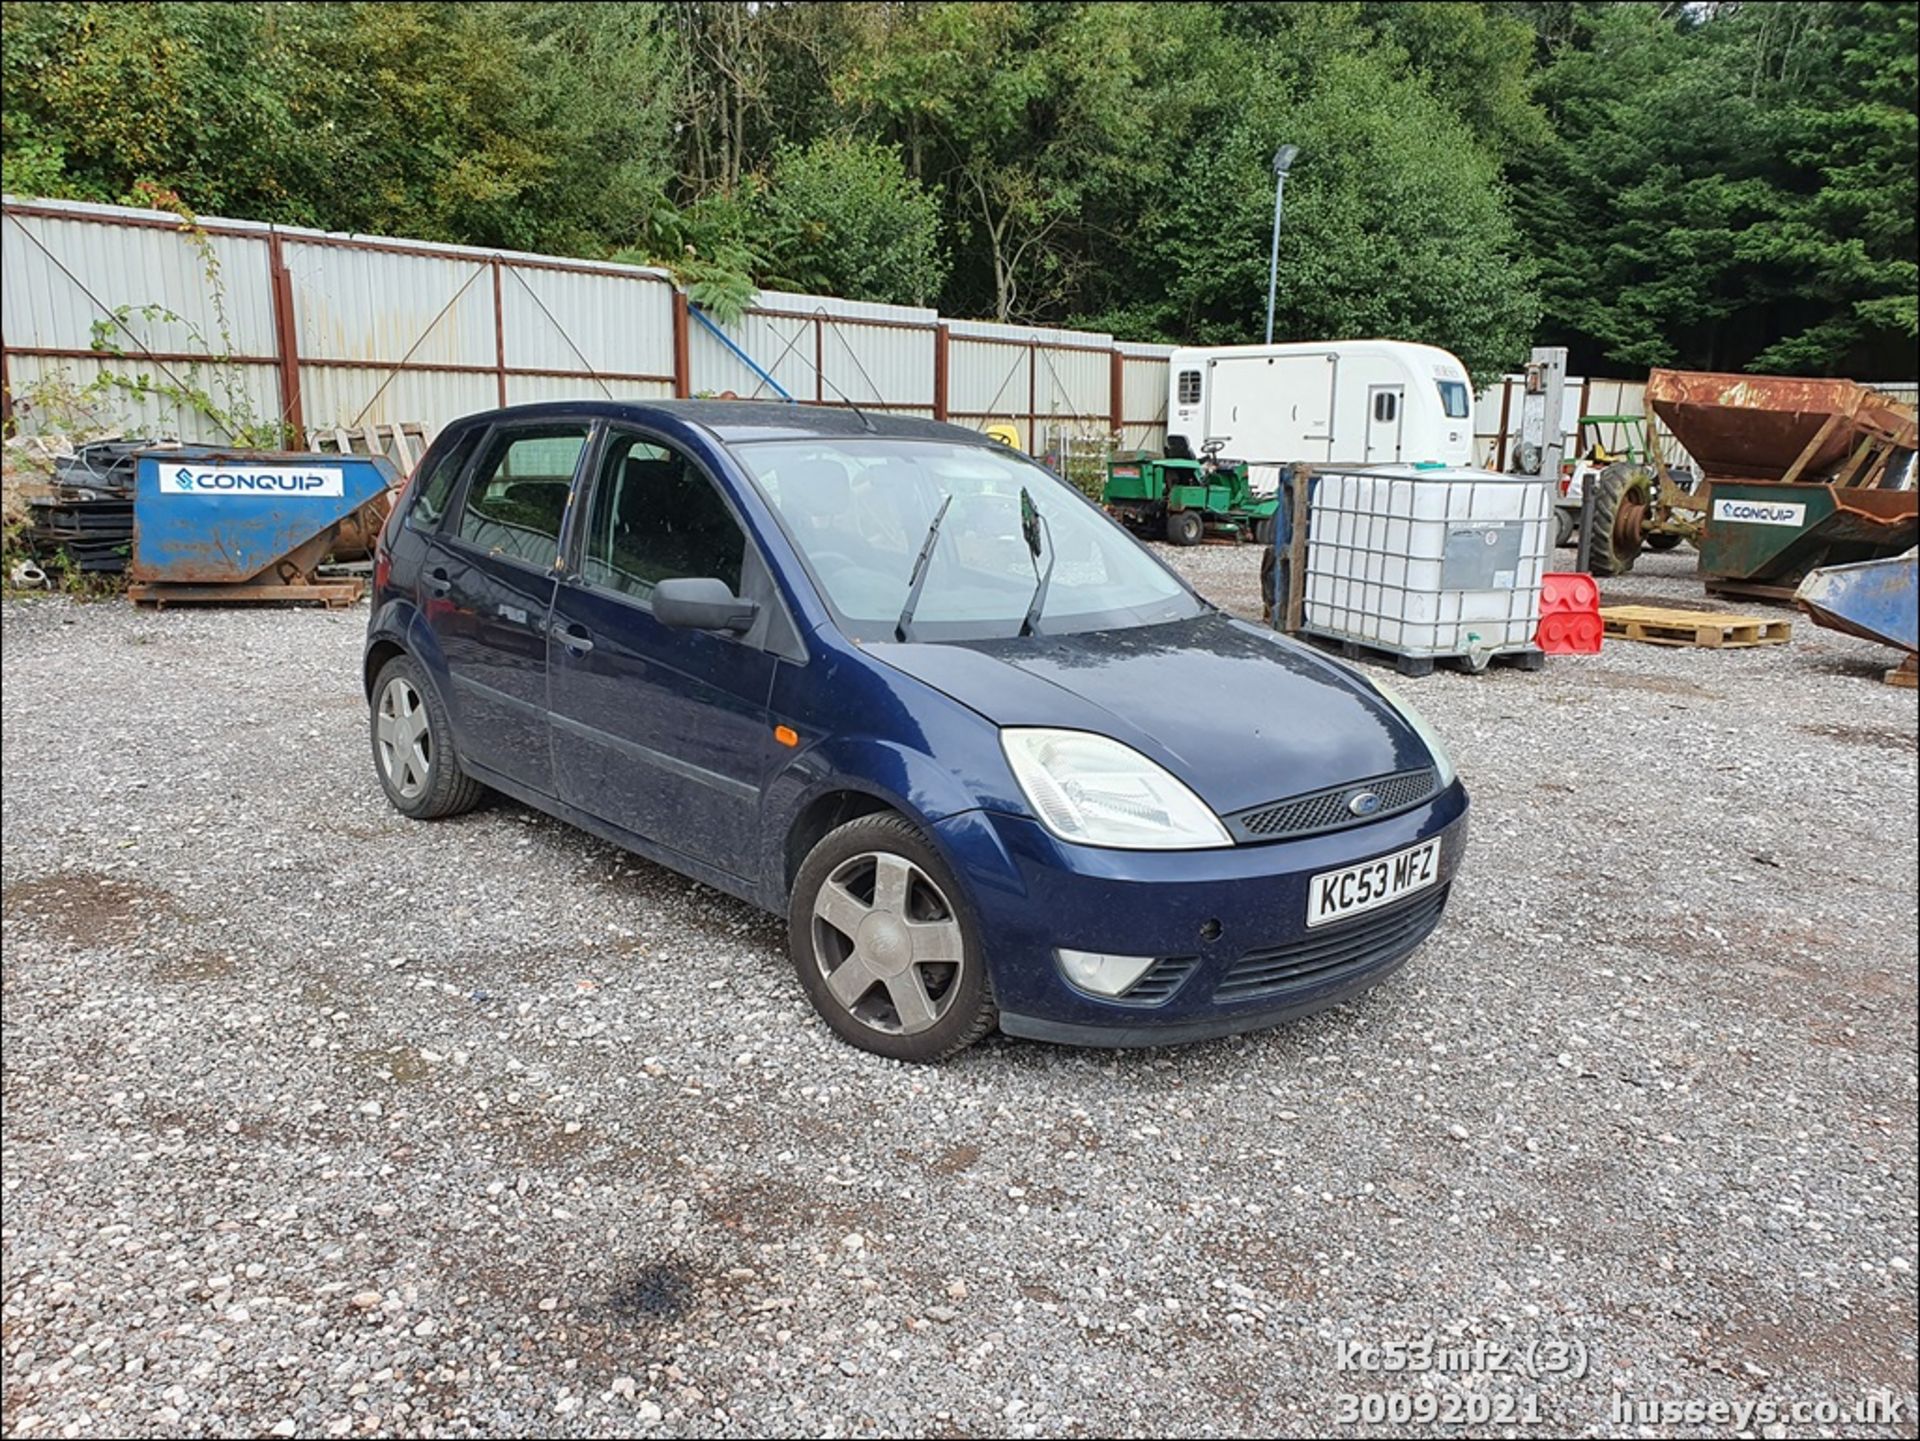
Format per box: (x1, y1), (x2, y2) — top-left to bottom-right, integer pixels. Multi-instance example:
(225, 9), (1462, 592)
(446, 398), (1000, 448)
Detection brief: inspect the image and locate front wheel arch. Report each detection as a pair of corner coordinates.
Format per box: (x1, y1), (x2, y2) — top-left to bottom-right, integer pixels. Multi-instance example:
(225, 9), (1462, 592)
(783, 788), (898, 896)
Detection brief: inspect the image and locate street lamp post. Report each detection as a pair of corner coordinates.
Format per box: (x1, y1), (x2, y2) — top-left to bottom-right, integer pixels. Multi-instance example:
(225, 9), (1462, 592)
(1265, 144), (1299, 346)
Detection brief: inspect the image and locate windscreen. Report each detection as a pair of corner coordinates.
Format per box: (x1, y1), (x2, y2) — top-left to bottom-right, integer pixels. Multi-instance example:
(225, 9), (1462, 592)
(732, 438), (1203, 642)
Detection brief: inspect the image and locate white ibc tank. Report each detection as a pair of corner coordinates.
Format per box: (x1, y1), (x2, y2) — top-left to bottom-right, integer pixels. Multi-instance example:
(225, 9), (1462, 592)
(1302, 465), (1553, 659)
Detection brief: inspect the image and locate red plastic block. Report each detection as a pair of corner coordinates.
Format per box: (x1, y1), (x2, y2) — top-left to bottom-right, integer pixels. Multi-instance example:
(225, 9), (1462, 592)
(1537, 571), (1602, 654)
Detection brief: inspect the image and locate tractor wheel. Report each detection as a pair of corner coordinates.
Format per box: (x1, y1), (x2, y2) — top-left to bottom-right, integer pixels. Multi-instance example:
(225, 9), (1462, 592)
(1166, 510), (1204, 546)
(1585, 461), (1654, 577)
(1645, 533), (1683, 552)
(1553, 508), (1577, 549)
(1253, 517), (1276, 546)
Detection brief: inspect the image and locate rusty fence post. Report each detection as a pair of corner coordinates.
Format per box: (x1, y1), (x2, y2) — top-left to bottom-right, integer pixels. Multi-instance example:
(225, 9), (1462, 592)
(491, 259), (508, 407)
(672, 290), (692, 399)
(267, 233), (305, 440)
(1027, 339), (1038, 454)
(933, 324), (950, 421)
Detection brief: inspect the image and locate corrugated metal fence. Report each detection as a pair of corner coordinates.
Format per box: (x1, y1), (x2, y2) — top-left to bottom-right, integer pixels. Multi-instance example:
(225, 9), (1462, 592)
(13, 195), (1903, 473)
(2, 195), (1173, 461)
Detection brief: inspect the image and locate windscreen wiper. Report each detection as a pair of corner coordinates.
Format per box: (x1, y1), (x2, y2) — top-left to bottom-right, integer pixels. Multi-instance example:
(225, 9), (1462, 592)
(1018, 488), (1055, 637)
(894, 495), (953, 641)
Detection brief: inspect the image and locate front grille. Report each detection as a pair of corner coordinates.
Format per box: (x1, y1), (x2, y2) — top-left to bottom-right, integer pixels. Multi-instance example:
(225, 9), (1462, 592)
(1117, 955), (1200, 1006)
(1230, 768), (1436, 842)
(1213, 885), (1449, 1003)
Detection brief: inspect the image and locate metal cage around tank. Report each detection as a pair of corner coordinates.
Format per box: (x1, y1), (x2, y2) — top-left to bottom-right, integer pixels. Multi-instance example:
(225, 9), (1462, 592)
(1297, 464), (1555, 668)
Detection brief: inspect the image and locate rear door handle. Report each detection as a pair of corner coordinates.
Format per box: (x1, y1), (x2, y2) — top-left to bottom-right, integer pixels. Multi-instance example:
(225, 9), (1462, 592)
(424, 566), (451, 596)
(557, 622), (594, 655)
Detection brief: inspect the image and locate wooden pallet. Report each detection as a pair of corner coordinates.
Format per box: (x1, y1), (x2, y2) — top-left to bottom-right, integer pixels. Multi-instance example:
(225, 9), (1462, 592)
(1600, 604), (1793, 649)
(305, 421), (432, 476)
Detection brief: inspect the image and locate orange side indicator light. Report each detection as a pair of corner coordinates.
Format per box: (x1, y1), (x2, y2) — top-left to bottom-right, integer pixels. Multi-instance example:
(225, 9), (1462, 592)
(774, 725), (800, 748)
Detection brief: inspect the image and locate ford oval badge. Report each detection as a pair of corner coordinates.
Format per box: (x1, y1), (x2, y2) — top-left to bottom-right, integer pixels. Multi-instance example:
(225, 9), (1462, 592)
(1348, 791), (1382, 817)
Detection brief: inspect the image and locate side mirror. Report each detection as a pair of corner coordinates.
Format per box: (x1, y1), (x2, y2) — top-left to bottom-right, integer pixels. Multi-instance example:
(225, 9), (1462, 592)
(653, 576), (758, 633)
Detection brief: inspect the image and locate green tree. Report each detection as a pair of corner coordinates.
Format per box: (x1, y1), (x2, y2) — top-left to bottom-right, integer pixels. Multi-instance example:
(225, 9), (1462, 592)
(1, 2), (309, 215)
(1515, 1), (1916, 377)
(1088, 35), (1540, 380)
(836, 1), (1215, 322)
(1, 2), (679, 254)
(1362, 0), (1548, 154)
(755, 136), (948, 305)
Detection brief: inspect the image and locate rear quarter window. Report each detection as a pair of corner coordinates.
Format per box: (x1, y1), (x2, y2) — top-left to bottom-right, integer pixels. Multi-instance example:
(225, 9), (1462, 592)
(406, 428), (482, 530)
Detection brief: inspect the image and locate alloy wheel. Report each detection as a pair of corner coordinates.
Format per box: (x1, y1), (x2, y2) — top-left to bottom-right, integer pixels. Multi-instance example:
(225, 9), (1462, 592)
(811, 851), (966, 1036)
(376, 676), (432, 800)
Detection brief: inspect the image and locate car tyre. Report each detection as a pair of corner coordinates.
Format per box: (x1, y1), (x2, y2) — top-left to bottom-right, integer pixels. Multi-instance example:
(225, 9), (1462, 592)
(789, 813), (997, 1062)
(370, 653), (487, 820)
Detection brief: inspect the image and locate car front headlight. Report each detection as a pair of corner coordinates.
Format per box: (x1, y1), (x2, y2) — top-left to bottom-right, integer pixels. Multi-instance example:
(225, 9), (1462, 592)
(1000, 727), (1230, 850)
(1370, 681), (1457, 789)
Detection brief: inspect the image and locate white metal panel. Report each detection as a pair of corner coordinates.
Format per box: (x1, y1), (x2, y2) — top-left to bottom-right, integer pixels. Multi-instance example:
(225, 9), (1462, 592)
(947, 338), (1031, 417)
(1122, 355), (1168, 423)
(2, 211), (274, 355)
(499, 264), (675, 380)
(284, 240), (495, 366)
(945, 318), (1112, 349)
(1032, 344), (1108, 425)
(1121, 340), (1172, 446)
(298, 364), (494, 434)
(7, 352), (278, 442)
(821, 319), (934, 408)
(751, 288), (936, 327)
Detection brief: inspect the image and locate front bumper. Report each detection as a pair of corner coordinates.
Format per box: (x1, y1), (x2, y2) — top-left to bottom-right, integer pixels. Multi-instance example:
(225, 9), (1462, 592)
(933, 784), (1469, 1047)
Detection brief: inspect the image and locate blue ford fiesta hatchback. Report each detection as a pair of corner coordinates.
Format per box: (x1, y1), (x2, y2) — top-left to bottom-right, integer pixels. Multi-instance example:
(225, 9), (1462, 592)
(365, 402), (1467, 1060)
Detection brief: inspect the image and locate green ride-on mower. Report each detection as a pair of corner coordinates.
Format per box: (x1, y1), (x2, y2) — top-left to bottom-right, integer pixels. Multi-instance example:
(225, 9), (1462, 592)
(1555, 413), (1701, 576)
(1102, 440), (1280, 546)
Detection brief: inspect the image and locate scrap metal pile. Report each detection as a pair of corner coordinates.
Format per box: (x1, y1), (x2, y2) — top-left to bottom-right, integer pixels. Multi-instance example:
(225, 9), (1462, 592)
(18, 440), (154, 577)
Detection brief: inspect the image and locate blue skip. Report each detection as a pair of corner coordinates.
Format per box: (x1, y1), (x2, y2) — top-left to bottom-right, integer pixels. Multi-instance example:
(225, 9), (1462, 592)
(1792, 549), (1918, 670)
(129, 446), (399, 608)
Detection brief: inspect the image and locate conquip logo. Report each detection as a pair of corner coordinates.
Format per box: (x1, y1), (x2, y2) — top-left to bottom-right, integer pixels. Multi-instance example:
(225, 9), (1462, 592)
(166, 465), (346, 498)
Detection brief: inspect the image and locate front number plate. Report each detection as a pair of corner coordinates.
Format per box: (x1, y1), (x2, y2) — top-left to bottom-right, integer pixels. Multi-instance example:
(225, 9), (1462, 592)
(1307, 839), (1441, 928)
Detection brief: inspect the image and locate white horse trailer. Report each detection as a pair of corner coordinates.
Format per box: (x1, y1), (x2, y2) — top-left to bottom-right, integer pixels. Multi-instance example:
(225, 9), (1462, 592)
(1166, 340), (1476, 474)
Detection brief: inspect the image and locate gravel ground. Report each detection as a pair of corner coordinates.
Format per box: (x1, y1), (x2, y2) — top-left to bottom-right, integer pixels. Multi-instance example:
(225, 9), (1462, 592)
(3, 546), (1915, 1439)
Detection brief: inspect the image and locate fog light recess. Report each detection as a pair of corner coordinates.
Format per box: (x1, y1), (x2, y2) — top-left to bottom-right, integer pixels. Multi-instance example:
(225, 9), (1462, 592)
(1055, 949), (1160, 997)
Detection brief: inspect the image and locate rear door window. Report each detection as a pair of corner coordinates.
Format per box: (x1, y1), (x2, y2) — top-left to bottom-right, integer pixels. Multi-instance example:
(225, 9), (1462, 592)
(455, 425), (589, 568)
(579, 432), (745, 601)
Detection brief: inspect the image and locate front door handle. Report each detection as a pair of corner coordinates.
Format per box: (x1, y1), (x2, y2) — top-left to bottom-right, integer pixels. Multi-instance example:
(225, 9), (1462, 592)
(424, 566), (452, 597)
(557, 622), (594, 655)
